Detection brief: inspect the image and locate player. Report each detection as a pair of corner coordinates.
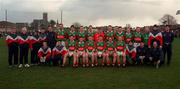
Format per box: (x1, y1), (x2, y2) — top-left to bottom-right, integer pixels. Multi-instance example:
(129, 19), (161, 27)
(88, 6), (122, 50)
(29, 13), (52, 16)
(113, 36), (126, 67)
(38, 42), (51, 64)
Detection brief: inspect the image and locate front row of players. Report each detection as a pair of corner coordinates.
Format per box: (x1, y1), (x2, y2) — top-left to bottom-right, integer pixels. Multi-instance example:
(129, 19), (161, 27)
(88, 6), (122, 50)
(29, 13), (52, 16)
(39, 36), (162, 68)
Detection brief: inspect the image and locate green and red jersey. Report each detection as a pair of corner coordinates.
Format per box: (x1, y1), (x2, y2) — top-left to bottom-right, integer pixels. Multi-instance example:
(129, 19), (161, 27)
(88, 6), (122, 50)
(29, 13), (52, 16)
(105, 30), (114, 40)
(77, 41), (86, 51)
(87, 31), (95, 37)
(68, 40), (76, 51)
(56, 29), (66, 41)
(142, 33), (149, 45)
(125, 33), (133, 44)
(116, 31), (125, 41)
(68, 31), (77, 40)
(96, 41), (105, 51)
(116, 41), (125, 52)
(134, 32), (142, 43)
(77, 31), (86, 40)
(86, 40), (95, 52)
(106, 40), (114, 51)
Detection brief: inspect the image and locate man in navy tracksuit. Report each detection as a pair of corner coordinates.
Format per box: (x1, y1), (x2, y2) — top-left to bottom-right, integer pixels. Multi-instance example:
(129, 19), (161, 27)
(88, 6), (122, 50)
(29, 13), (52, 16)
(46, 26), (57, 49)
(136, 42), (149, 64)
(162, 25), (174, 66)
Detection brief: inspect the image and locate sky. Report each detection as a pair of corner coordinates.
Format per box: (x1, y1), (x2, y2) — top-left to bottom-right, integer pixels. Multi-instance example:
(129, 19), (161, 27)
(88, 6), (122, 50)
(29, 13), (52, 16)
(0, 0), (180, 27)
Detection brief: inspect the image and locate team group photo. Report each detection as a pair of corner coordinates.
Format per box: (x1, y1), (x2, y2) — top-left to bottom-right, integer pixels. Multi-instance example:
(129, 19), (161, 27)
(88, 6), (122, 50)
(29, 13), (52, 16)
(5, 24), (174, 69)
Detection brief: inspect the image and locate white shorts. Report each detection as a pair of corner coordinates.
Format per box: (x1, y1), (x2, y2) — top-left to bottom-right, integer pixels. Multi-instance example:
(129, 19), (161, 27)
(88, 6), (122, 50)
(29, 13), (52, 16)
(68, 51), (74, 56)
(88, 51), (93, 55)
(78, 51), (83, 56)
(98, 51), (103, 57)
(117, 51), (125, 56)
(40, 57), (46, 63)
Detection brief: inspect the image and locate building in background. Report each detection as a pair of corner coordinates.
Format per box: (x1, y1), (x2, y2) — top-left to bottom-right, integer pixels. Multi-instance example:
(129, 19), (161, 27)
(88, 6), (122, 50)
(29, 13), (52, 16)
(31, 12), (49, 30)
(0, 21), (16, 32)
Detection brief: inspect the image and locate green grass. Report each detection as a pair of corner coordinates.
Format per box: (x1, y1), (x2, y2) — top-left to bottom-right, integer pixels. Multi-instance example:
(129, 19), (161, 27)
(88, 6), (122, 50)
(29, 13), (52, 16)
(0, 38), (180, 89)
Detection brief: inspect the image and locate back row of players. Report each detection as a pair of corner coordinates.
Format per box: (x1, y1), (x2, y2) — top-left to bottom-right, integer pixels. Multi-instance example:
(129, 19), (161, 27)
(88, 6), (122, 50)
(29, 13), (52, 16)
(6, 24), (174, 68)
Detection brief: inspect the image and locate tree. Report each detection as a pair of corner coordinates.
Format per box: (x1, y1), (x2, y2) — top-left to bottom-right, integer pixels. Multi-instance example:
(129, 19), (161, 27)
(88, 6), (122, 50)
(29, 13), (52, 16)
(72, 22), (81, 29)
(49, 20), (56, 27)
(159, 14), (178, 25)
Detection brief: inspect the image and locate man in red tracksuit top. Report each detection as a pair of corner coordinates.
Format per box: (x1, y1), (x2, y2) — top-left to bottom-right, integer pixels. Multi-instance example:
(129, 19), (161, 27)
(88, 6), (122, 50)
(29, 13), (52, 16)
(38, 42), (51, 64)
(148, 25), (163, 48)
(17, 27), (31, 68)
(6, 27), (18, 67)
(29, 31), (41, 65)
(52, 41), (68, 67)
(94, 27), (105, 42)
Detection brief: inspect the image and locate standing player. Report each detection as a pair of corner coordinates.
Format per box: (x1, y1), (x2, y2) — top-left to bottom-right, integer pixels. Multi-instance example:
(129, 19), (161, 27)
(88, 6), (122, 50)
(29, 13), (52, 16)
(17, 27), (31, 68)
(134, 27), (143, 48)
(113, 36), (126, 67)
(105, 25), (114, 40)
(77, 26), (86, 41)
(39, 28), (47, 46)
(162, 25), (174, 66)
(115, 26), (125, 41)
(30, 31), (41, 65)
(125, 27), (133, 44)
(87, 25), (95, 39)
(46, 26), (57, 49)
(148, 25), (163, 48)
(6, 27), (18, 67)
(55, 23), (66, 45)
(142, 27), (150, 47)
(94, 27), (105, 42)
(68, 25), (77, 40)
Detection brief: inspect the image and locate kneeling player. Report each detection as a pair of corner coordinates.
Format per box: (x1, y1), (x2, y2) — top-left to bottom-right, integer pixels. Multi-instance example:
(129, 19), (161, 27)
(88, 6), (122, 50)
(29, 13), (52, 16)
(149, 42), (162, 69)
(52, 41), (68, 66)
(105, 37), (114, 66)
(126, 41), (136, 64)
(66, 36), (77, 67)
(96, 36), (106, 66)
(113, 36), (126, 67)
(136, 42), (148, 64)
(38, 42), (51, 64)
(86, 36), (97, 67)
(77, 38), (87, 67)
